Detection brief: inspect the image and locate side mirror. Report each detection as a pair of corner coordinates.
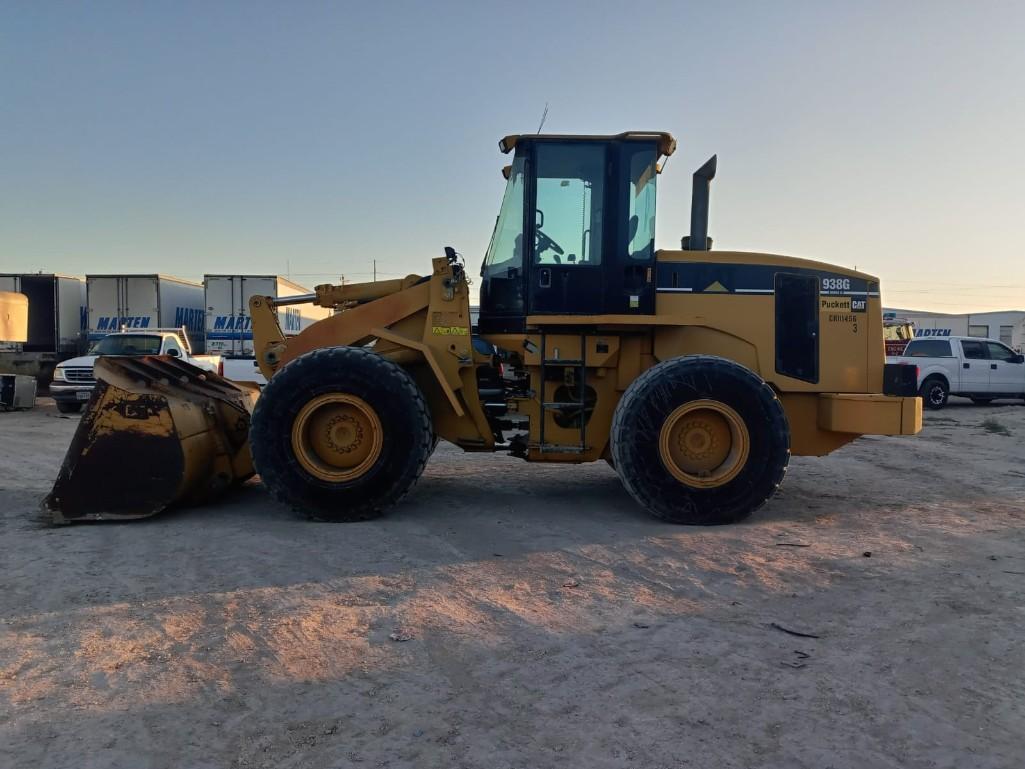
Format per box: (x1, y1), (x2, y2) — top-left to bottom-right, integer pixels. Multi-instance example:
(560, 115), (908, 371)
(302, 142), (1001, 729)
(166, 348), (180, 358)
(1013, 354), (1024, 364)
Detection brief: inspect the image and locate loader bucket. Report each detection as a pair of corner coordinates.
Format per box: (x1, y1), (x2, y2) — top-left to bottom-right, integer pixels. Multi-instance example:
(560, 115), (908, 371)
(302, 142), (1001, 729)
(45, 356), (259, 523)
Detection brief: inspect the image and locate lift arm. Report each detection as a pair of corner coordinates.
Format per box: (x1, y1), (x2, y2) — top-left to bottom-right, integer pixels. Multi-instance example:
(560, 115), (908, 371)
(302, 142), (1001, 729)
(250, 256), (495, 449)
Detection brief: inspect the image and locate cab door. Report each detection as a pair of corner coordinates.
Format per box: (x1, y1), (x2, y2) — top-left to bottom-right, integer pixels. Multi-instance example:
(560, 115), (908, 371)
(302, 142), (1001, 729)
(959, 339), (991, 393)
(604, 142), (658, 315)
(528, 142), (606, 315)
(985, 341), (1025, 394)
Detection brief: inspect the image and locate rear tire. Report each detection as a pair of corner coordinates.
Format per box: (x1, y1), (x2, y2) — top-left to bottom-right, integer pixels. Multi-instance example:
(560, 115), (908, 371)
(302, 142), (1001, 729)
(55, 401), (82, 414)
(919, 377), (948, 410)
(611, 355), (790, 525)
(250, 347), (433, 521)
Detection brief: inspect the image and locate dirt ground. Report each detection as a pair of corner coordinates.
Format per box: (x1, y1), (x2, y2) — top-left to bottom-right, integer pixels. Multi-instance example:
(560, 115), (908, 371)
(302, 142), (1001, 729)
(1, 397), (1024, 769)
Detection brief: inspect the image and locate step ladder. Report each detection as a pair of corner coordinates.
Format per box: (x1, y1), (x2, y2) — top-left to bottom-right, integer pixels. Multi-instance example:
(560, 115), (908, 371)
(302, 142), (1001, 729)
(538, 332), (590, 454)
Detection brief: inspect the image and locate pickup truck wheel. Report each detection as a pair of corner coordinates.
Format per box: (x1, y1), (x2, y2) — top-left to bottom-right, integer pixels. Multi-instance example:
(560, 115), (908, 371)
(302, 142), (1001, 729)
(55, 401), (82, 414)
(250, 346), (433, 521)
(611, 355), (790, 525)
(919, 377), (948, 410)
(970, 397), (994, 405)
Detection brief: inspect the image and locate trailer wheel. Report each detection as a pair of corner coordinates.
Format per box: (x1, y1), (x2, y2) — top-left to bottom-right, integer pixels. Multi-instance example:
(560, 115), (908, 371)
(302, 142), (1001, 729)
(919, 376), (948, 410)
(55, 401), (82, 414)
(250, 347), (433, 521)
(611, 355), (790, 525)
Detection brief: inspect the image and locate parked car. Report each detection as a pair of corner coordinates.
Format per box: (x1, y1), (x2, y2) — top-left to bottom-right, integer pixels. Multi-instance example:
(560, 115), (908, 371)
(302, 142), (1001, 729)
(50, 327), (220, 414)
(887, 335), (1025, 409)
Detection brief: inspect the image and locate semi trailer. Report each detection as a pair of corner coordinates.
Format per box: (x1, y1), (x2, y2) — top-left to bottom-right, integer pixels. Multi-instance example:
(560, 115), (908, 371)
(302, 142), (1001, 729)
(0, 273), (85, 383)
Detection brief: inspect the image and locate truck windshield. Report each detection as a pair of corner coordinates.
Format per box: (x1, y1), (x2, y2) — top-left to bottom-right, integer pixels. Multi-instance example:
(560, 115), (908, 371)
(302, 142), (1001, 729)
(88, 335), (162, 355)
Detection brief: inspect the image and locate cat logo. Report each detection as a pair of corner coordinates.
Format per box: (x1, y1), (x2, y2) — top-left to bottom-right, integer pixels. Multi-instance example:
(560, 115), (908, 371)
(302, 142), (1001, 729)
(851, 298), (867, 312)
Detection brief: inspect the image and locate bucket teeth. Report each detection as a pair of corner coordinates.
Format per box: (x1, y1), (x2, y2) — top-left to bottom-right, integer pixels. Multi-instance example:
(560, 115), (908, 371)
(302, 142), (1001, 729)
(45, 355), (257, 524)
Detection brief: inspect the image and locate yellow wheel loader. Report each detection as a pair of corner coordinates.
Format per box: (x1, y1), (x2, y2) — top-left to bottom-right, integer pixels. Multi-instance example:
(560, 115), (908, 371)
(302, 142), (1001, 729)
(47, 131), (921, 525)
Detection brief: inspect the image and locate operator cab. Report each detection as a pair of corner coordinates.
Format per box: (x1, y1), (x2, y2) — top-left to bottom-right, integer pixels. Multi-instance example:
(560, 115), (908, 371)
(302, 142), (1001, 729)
(478, 132), (676, 333)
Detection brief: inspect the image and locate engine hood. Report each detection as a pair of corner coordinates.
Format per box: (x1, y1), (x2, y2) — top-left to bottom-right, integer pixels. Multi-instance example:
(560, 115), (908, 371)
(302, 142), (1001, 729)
(56, 355), (99, 369)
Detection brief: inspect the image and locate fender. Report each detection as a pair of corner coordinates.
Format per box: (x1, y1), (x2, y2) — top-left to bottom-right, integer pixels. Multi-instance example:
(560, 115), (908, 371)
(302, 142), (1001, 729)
(918, 366), (950, 390)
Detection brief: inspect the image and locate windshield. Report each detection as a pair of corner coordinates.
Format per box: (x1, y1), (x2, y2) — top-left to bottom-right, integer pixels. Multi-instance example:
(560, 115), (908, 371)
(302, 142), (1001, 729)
(480, 154), (527, 315)
(88, 334), (162, 355)
(483, 155), (526, 279)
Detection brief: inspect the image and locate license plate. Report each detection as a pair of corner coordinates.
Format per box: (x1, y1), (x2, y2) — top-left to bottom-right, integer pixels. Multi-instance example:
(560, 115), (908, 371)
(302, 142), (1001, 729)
(76, 391), (91, 401)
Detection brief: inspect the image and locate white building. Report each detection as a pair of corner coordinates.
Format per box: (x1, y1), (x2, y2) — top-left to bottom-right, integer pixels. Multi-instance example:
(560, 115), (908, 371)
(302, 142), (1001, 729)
(884, 308), (1025, 350)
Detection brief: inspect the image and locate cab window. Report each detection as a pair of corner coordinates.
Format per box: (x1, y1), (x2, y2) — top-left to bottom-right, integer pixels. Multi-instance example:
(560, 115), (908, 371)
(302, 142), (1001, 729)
(904, 340), (951, 357)
(483, 155), (526, 276)
(961, 340), (987, 359)
(534, 143), (605, 266)
(481, 155), (527, 314)
(626, 146), (657, 261)
(88, 334), (161, 355)
(986, 342), (1018, 362)
(163, 338), (184, 357)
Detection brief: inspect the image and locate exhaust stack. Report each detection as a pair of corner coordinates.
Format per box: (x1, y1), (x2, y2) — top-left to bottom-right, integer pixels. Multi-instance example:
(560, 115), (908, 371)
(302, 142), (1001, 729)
(682, 155), (717, 250)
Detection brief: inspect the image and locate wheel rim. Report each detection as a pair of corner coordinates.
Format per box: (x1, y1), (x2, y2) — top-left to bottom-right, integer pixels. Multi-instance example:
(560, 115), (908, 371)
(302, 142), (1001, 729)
(929, 385), (944, 405)
(658, 399), (751, 488)
(291, 393), (383, 482)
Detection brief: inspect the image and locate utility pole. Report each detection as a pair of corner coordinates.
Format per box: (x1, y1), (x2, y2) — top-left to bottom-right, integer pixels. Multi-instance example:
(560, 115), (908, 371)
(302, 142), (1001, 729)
(373, 260), (377, 282)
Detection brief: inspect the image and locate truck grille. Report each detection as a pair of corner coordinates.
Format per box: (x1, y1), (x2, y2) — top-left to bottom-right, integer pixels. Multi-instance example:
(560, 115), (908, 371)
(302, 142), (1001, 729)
(64, 367), (96, 384)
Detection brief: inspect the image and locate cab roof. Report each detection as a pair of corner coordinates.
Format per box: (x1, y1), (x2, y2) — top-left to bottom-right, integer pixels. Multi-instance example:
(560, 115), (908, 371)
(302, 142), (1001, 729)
(499, 131), (677, 158)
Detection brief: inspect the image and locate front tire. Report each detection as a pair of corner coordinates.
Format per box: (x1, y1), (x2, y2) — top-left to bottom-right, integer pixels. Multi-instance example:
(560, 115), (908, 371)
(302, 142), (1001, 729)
(611, 355), (790, 525)
(250, 347), (433, 521)
(55, 401), (82, 414)
(919, 377), (948, 410)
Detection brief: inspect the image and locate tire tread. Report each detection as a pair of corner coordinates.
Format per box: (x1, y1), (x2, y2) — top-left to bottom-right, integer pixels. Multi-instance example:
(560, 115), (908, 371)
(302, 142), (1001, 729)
(250, 347), (433, 521)
(611, 355), (790, 525)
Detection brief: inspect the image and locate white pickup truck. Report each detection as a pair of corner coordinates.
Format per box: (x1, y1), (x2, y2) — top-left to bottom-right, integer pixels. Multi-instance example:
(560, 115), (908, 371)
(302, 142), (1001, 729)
(887, 335), (1025, 410)
(220, 357), (267, 386)
(50, 327), (221, 414)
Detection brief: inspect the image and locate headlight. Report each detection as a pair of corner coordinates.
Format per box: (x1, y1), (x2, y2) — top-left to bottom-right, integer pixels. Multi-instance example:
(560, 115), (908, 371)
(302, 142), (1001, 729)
(52, 368), (67, 382)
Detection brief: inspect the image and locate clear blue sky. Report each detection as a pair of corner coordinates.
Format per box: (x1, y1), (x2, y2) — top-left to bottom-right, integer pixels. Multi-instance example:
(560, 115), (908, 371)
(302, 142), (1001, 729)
(2, 1), (1023, 311)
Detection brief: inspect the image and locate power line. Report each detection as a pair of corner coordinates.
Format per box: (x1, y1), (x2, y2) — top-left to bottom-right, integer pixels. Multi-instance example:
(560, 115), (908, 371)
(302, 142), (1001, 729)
(885, 292), (1024, 300)
(881, 303), (1025, 311)
(286, 271), (406, 278)
(884, 281), (1025, 289)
